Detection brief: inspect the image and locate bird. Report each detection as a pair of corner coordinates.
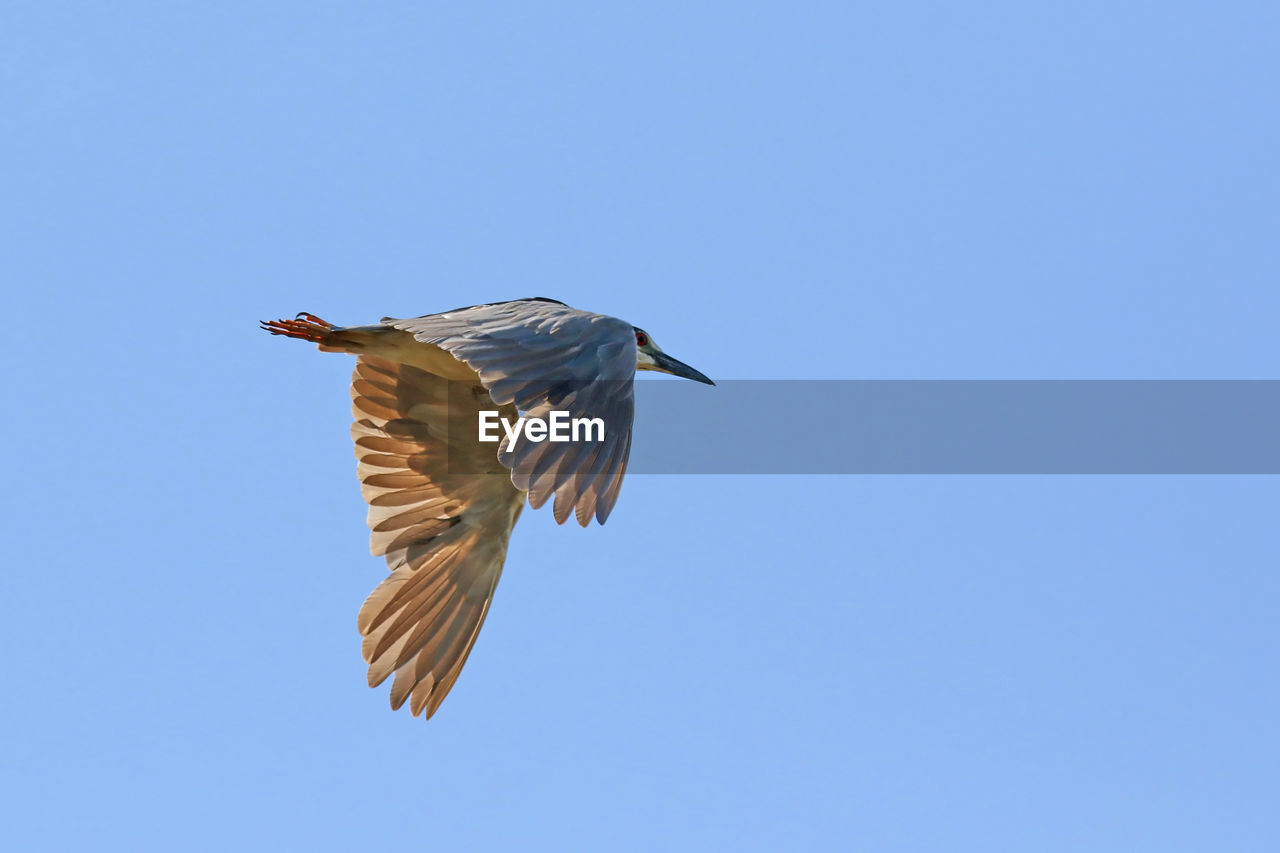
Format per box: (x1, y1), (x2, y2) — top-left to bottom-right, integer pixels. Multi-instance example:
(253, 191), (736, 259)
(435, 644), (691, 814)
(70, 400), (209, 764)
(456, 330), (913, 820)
(260, 297), (714, 719)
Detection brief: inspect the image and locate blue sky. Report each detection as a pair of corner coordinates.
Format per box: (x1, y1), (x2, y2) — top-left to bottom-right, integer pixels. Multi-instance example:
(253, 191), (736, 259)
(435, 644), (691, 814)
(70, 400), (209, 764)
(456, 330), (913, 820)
(3, 2), (1277, 850)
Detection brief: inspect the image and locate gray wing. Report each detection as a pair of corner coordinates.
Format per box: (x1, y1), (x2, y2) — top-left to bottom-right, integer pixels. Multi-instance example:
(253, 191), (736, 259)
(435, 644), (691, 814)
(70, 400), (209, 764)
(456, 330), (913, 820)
(385, 299), (637, 526)
(351, 355), (525, 719)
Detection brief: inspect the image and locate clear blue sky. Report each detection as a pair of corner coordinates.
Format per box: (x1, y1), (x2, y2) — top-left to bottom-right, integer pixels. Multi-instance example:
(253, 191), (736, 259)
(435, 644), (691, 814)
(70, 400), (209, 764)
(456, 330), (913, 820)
(3, 2), (1277, 850)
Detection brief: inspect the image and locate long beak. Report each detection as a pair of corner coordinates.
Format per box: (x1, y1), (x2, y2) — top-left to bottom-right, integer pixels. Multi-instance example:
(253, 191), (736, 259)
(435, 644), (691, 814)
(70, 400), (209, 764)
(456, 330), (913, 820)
(652, 351), (715, 385)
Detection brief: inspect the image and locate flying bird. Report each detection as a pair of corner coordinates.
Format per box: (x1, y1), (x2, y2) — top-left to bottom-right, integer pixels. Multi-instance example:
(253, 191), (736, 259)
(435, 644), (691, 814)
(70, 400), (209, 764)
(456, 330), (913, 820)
(261, 298), (713, 719)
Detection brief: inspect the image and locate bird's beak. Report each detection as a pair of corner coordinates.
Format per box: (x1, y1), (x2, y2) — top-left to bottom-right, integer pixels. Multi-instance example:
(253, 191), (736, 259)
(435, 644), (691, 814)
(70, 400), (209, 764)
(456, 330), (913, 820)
(651, 351), (715, 385)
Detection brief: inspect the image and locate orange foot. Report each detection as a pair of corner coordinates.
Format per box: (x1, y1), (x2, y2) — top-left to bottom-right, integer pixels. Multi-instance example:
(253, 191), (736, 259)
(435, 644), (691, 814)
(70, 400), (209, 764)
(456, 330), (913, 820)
(260, 312), (334, 343)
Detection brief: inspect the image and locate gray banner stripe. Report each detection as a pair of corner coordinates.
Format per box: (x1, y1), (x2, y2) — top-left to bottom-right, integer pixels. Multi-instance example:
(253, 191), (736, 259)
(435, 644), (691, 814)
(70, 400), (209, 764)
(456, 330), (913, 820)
(627, 380), (1280, 473)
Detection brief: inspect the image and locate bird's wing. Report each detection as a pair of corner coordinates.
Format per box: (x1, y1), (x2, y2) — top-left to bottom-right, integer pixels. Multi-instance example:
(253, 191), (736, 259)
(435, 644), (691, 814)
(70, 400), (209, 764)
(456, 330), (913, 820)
(350, 355), (525, 719)
(385, 299), (637, 526)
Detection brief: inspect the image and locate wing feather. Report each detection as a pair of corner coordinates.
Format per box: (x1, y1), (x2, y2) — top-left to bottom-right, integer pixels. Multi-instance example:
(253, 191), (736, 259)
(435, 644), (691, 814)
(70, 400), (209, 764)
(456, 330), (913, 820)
(350, 355), (523, 719)
(386, 300), (638, 526)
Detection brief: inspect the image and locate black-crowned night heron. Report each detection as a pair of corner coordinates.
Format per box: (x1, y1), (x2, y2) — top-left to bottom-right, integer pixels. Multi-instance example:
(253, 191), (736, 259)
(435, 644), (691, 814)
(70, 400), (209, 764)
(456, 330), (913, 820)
(261, 298), (713, 719)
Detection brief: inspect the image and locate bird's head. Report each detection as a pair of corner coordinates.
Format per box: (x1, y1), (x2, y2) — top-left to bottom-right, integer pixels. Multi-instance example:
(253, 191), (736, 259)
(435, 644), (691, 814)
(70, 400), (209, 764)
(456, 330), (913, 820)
(632, 327), (714, 385)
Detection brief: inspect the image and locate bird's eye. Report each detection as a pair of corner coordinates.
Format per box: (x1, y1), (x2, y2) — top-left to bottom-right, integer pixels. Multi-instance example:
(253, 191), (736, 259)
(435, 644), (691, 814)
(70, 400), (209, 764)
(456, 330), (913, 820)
(635, 332), (648, 347)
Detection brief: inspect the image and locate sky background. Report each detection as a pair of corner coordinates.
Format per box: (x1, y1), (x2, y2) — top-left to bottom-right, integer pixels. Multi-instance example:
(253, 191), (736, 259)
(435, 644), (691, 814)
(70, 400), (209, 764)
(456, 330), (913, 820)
(3, 2), (1278, 850)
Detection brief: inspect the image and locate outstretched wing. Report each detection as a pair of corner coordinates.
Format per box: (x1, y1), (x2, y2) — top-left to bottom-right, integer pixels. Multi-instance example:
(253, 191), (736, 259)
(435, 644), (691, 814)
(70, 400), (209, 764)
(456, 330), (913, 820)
(350, 355), (524, 719)
(386, 299), (637, 526)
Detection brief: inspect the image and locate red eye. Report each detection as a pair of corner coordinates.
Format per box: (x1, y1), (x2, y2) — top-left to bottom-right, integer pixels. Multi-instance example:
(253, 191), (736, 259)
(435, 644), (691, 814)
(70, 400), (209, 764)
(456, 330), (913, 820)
(635, 332), (648, 347)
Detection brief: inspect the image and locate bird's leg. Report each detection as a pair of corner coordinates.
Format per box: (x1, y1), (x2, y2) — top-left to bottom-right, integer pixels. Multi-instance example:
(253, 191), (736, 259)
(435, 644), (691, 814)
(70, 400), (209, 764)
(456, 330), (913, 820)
(259, 313), (336, 343)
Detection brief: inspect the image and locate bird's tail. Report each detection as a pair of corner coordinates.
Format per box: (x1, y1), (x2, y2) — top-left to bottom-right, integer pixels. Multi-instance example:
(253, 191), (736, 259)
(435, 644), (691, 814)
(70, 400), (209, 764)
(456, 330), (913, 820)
(260, 313), (385, 354)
